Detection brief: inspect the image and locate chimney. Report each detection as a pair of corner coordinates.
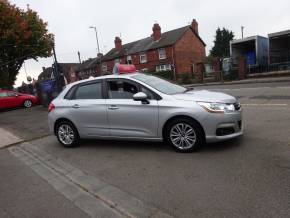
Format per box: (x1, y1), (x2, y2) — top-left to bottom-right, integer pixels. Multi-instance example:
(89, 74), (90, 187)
(152, 23), (161, 41)
(114, 37), (122, 51)
(42, 67), (45, 72)
(191, 19), (198, 35)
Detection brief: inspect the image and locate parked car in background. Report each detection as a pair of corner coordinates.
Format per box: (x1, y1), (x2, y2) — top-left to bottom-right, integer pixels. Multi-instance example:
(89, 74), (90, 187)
(48, 64), (243, 153)
(0, 90), (39, 109)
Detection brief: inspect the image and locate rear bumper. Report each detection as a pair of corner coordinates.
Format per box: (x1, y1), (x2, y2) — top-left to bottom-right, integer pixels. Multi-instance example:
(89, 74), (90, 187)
(48, 113), (55, 134)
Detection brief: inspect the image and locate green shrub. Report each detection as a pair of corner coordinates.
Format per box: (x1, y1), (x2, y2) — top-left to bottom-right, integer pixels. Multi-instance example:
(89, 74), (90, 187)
(179, 73), (195, 84)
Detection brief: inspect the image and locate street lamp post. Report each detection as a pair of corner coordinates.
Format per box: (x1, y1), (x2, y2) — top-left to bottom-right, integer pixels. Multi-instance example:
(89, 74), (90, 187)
(89, 26), (100, 54)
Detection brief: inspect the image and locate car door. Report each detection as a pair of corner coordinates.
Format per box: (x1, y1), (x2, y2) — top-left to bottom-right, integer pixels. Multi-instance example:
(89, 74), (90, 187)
(105, 78), (159, 138)
(0, 92), (9, 108)
(7, 92), (22, 107)
(0, 92), (18, 108)
(64, 80), (109, 137)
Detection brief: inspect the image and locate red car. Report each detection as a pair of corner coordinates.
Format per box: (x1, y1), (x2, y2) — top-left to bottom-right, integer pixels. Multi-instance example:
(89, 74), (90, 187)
(0, 90), (39, 109)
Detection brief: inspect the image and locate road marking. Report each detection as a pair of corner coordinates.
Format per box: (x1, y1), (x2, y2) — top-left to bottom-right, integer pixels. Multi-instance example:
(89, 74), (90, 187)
(209, 86), (290, 91)
(242, 103), (288, 106)
(9, 143), (173, 218)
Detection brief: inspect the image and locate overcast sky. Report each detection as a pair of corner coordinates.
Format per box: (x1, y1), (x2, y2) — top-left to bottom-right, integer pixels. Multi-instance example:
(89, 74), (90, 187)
(11, 0), (290, 87)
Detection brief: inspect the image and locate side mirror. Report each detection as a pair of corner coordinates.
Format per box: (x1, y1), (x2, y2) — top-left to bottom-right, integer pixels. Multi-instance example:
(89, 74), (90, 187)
(133, 92), (149, 104)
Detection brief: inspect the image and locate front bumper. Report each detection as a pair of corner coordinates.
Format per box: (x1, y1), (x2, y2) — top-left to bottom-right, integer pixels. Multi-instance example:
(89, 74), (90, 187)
(202, 111), (243, 143)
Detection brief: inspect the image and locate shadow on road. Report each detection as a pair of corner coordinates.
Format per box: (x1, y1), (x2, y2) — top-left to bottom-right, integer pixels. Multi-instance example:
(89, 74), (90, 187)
(66, 135), (244, 154)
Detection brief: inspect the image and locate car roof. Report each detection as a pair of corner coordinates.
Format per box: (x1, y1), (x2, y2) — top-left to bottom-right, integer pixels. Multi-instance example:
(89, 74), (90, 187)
(66, 72), (140, 87)
(0, 89), (14, 93)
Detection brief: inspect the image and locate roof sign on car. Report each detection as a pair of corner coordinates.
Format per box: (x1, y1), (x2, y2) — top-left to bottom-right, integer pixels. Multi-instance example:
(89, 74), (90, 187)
(113, 64), (136, 75)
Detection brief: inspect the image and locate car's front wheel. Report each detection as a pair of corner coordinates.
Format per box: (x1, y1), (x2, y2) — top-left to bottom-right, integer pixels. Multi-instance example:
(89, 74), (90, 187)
(23, 100), (32, 108)
(165, 118), (203, 152)
(56, 121), (79, 147)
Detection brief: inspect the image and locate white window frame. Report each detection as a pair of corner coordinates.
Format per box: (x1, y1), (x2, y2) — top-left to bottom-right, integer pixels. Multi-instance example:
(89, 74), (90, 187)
(158, 48), (166, 60)
(140, 53), (147, 63)
(156, 64), (172, 72)
(102, 63), (107, 72)
(126, 55), (132, 64)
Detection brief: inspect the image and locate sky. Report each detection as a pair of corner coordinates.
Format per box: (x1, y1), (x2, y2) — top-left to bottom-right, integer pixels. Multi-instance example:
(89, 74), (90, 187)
(11, 0), (290, 87)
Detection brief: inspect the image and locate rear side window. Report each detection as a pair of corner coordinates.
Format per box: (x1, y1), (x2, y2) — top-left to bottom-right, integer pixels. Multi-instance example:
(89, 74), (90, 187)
(0, 92), (8, 98)
(74, 82), (102, 99)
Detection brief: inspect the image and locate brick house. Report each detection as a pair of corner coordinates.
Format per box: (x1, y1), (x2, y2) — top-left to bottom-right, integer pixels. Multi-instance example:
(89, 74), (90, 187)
(75, 54), (103, 80)
(38, 63), (80, 84)
(101, 19), (206, 77)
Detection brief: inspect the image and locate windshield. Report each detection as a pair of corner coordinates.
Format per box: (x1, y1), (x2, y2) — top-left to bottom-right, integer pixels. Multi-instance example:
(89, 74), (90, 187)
(132, 74), (187, 95)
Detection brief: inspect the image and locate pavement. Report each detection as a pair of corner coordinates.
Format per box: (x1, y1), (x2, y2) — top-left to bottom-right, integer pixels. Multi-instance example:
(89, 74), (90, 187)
(1, 81), (290, 217)
(187, 76), (290, 87)
(0, 128), (22, 149)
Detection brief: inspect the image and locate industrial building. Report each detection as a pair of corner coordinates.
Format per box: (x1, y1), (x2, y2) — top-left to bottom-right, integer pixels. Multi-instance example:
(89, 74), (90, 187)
(230, 36), (269, 72)
(268, 29), (290, 70)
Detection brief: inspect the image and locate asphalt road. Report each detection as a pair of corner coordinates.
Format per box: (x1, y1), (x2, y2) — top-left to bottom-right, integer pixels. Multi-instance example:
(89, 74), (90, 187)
(1, 81), (290, 217)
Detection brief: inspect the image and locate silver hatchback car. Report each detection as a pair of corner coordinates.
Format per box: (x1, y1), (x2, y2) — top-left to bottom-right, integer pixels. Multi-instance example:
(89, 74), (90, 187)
(48, 72), (243, 152)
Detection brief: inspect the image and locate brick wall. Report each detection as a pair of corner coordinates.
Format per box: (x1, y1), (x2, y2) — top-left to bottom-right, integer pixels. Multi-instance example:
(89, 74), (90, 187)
(174, 29), (206, 75)
(103, 46), (174, 73)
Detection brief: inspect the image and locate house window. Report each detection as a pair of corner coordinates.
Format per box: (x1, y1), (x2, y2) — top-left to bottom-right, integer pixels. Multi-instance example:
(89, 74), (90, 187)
(126, 55), (132, 64)
(140, 53), (147, 63)
(156, 64), (172, 72)
(102, 63), (107, 72)
(158, 48), (166, 59)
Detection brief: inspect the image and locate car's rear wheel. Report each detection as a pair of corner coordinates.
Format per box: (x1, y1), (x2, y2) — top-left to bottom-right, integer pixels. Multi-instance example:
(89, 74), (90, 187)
(165, 118), (203, 152)
(56, 121), (79, 147)
(23, 100), (32, 108)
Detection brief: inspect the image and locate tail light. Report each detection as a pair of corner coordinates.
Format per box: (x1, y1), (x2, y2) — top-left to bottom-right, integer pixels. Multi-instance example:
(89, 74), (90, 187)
(48, 103), (55, 112)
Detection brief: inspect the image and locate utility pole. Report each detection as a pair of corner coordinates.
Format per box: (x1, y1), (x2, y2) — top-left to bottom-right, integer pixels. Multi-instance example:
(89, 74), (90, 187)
(52, 44), (62, 93)
(89, 26), (100, 54)
(77, 51), (81, 64)
(52, 45), (59, 77)
(241, 26), (245, 38)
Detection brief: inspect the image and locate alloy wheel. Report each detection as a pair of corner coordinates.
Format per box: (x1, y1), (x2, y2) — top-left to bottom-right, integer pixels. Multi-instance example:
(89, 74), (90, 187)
(24, 100), (32, 108)
(58, 124), (75, 145)
(170, 123), (196, 150)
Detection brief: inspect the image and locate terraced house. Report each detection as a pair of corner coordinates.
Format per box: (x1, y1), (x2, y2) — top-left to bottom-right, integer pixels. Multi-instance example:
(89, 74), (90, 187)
(101, 19), (206, 77)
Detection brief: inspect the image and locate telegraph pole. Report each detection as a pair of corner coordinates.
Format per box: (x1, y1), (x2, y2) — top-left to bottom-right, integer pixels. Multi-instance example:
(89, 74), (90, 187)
(77, 51), (81, 64)
(241, 26), (245, 38)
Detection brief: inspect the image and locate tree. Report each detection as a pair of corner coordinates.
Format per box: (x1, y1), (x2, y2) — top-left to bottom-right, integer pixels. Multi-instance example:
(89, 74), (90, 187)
(0, 0), (54, 89)
(210, 27), (234, 58)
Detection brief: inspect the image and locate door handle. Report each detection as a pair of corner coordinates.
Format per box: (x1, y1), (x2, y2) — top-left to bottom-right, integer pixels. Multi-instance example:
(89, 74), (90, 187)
(108, 105), (119, 110)
(72, 104), (80, 109)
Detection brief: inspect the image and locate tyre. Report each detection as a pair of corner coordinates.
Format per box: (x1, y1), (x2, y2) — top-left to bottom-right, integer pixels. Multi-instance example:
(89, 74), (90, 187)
(164, 118), (203, 152)
(56, 121), (79, 147)
(23, 100), (32, 108)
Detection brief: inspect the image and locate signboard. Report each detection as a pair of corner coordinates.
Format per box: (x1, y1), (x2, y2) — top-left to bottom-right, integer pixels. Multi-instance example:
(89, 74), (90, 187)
(40, 79), (56, 93)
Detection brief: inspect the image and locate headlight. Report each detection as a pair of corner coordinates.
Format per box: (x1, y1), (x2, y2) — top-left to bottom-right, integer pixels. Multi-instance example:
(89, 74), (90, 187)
(197, 102), (235, 113)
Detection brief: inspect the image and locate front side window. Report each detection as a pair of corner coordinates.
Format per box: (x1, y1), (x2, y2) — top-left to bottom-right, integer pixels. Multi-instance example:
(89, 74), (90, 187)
(74, 82), (102, 99)
(140, 53), (147, 63)
(7, 92), (17, 97)
(107, 80), (138, 99)
(158, 48), (166, 59)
